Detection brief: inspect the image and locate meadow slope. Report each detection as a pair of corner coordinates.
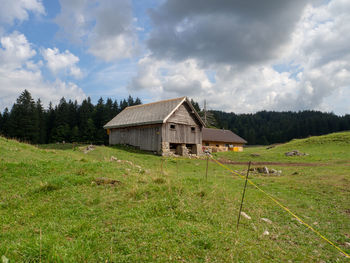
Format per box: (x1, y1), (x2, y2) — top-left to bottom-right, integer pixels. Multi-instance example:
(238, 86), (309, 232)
(0, 132), (350, 262)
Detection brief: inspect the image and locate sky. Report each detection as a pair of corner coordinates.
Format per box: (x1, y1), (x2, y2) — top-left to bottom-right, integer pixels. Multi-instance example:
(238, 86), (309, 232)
(0, 0), (350, 115)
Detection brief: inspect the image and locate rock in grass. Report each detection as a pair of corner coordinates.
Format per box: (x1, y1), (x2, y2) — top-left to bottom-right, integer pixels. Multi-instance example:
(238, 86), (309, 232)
(1, 255), (9, 263)
(110, 156), (118, 161)
(241, 212), (251, 220)
(261, 218), (272, 224)
(263, 230), (270, 236)
(84, 144), (95, 154)
(285, 150), (308, 156)
(256, 166), (269, 174)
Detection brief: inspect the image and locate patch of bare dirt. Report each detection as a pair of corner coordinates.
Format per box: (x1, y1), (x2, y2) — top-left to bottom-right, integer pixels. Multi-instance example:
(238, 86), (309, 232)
(93, 177), (122, 186)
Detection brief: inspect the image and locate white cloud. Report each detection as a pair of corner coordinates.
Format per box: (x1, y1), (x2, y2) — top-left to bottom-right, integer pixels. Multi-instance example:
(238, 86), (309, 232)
(0, 0), (45, 25)
(88, 33), (135, 62)
(128, 56), (212, 98)
(0, 31), (36, 69)
(129, 57), (299, 113)
(55, 0), (137, 61)
(0, 32), (86, 111)
(129, 0), (350, 115)
(42, 48), (82, 78)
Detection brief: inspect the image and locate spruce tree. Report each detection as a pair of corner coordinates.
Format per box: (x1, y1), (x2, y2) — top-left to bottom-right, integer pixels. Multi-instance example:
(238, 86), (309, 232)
(94, 97), (108, 144)
(134, 97), (142, 106)
(8, 90), (39, 143)
(46, 102), (56, 143)
(79, 97), (95, 142)
(0, 112), (3, 135)
(119, 99), (128, 111)
(1, 108), (10, 137)
(127, 95), (134, 106)
(190, 99), (201, 112)
(36, 99), (47, 144)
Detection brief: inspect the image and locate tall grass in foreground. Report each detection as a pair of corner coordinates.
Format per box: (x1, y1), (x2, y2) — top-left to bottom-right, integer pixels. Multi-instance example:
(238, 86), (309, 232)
(0, 133), (349, 262)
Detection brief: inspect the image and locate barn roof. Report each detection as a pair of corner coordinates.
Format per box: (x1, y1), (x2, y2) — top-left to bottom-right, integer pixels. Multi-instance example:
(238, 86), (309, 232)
(202, 128), (247, 144)
(104, 97), (205, 129)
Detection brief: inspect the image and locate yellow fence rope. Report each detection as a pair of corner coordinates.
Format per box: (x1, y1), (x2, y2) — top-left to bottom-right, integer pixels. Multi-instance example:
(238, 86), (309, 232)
(211, 157), (350, 259)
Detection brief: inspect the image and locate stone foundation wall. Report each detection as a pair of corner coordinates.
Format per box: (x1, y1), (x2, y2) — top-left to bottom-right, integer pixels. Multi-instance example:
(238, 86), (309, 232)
(161, 142), (170, 156)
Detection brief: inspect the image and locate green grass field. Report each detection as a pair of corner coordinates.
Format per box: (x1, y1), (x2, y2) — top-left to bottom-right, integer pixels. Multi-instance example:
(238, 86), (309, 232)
(1, 132), (350, 262)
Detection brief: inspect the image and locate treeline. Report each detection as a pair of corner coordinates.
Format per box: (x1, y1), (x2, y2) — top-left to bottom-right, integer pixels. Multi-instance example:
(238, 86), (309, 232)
(211, 110), (350, 145)
(0, 90), (141, 144)
(1, 92), (350, 146)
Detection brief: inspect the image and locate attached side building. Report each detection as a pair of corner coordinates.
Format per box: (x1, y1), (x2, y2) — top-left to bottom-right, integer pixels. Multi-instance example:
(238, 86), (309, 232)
(103, 97), (205, 156)
(202, 128), (247, 152)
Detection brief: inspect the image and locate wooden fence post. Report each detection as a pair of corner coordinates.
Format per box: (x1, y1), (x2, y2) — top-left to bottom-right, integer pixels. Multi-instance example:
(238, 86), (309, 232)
(237, 161), (251, 230)
(205, 155), (209, 181)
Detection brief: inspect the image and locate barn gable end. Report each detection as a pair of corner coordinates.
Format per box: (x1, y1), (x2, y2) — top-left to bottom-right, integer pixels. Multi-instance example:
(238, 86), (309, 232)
(166, 101), (201, 126)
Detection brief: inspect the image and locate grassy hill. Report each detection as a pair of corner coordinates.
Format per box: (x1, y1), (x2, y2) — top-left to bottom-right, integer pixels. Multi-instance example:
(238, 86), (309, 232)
(216, 131), (350, 164)
(0, 133), (350, 262)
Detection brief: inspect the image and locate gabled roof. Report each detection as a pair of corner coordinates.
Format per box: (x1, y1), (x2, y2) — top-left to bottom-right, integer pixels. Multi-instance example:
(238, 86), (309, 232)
(202, 128), (247, 144)
(104, 97), (205, 129)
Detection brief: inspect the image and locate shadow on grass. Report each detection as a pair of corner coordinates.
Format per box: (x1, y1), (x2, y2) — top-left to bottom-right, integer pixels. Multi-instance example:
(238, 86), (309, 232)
(37, 142), (159, 157)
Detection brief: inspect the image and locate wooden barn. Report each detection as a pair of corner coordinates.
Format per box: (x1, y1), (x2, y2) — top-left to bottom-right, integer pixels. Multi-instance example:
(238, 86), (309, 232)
(103, 97), (205, 156)
(202, 128), (247, 152)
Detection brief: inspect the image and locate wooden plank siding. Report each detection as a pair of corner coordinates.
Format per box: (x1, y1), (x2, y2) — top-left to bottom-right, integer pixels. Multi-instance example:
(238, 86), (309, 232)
(167, 103), (200, 126)
(162, 123), (202, 144)
(109, 124), (162, 152)
(163, 103), (202, 144)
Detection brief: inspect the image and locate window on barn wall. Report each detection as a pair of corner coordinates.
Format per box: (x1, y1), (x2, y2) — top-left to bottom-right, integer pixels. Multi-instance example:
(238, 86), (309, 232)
(216, 144), (219, 147)
(170, 124), (176, 129)
(191, 127), (195, 132)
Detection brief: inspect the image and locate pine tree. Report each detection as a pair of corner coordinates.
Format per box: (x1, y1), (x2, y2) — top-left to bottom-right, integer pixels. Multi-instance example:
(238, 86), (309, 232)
(119, 99), (128, 111)
(84, 118), (96, 143)
(36, 99), (47, 144)
(112, 100), (119, 115)
(190, 99), (201, 112)
(0, 112), (3, 135)
(79, 97), (95, 142)
(1, 108), (10, 137)
(127, 95), (134, 106)
(8, 90), (39, 143)
(46, 102), (56, 143)
(94, 97), (108, 144)
(71, 125), (80, 142)
(51, 97), (72, 142)
(134, 97), (142, 106)
(105, 98), (114, 120)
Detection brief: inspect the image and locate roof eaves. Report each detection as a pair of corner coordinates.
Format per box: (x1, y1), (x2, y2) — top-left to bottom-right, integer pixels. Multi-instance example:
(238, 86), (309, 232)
(185, 97), (205, 127)
(162, 97), (205, 127)
(103, 120), (163, 129)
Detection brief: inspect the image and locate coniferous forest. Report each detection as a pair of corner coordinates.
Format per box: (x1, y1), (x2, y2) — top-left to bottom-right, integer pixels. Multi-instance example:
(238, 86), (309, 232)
(211, 110), (350, 145)
(0, 90), (349, 145)
(0, 90), (141, 145)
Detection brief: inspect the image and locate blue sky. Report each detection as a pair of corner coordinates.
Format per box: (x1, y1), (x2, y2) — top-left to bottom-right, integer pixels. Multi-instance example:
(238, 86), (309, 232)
(1, 0), (350, 115)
